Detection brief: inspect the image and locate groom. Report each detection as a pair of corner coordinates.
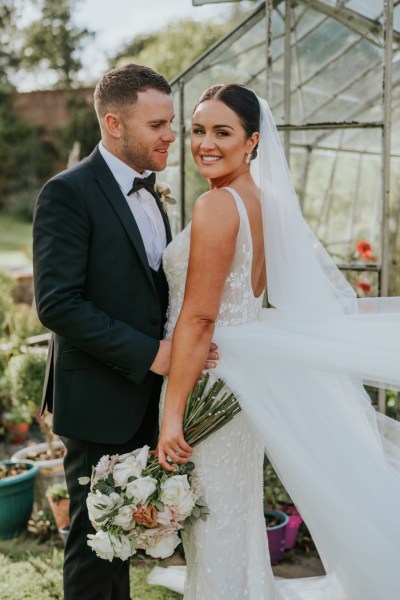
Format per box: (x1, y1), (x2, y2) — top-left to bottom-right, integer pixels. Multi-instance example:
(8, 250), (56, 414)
(33, 64), (217, 600)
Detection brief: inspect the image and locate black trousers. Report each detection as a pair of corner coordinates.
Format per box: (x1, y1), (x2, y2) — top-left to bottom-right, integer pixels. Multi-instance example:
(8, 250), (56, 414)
(62, 384), (160, 600)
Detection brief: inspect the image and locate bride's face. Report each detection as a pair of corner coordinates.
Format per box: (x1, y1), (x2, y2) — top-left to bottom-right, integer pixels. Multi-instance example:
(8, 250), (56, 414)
(191, 99), (254, 181)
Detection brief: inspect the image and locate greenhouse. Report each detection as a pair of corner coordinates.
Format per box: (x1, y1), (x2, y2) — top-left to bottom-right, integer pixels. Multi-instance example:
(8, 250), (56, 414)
(164, 0), (400, 322)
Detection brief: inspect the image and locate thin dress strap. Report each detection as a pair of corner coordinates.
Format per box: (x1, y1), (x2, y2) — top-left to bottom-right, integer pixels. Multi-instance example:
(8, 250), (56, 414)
(222, 186), (248, 222)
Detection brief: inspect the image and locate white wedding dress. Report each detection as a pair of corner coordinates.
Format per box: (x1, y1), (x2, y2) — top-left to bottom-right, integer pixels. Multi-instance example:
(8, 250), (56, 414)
(149, 186), (400, 600)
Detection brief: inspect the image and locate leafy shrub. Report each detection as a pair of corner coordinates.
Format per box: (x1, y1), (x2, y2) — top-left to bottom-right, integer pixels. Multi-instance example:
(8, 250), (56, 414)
(0, 269), (15, 339)
(0, 92), (59, 216)
(7, 352), (46, 414)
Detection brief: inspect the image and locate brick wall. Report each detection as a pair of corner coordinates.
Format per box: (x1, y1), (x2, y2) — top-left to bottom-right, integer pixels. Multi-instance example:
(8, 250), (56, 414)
(11, 87), (95, 132)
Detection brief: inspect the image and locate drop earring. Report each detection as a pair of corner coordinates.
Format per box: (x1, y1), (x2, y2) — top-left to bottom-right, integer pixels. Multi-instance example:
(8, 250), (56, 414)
(245, 152), (252, 165)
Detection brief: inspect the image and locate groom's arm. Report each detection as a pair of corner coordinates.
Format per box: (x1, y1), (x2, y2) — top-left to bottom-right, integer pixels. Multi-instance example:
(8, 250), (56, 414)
(33, 175), (161, 385)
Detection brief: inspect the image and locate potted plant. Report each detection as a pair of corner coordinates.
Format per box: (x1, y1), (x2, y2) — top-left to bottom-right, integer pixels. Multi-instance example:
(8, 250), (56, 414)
(7, 352), (66, 505)
(46, 481), (70, 542)
(265, 509), (289, 564)
(2, 404), (32, 444)
(264, 463), (303, 550)
(0, 459), (40, 539)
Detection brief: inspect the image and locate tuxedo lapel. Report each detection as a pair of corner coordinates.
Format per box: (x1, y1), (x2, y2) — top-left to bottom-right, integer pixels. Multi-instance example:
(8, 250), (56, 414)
(88, 147), (157, 291)
(150, 188), (173, 244)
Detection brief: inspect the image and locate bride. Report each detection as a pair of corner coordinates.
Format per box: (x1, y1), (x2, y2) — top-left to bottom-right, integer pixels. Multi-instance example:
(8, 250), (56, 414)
(151, 84), (400, 599)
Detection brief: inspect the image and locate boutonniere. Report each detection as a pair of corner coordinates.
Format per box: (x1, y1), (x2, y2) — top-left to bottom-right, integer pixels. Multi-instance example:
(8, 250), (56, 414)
(154, 182), (176, 213)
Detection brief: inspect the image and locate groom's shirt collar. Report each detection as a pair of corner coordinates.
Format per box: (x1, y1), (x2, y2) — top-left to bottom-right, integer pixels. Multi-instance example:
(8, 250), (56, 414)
(98, 141), (152, 195)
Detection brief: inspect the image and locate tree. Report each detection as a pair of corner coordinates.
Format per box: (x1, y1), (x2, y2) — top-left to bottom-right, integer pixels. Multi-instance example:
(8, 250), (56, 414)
(57, 93), (100, 160)
(21, 0), (93, 88)
(0, 1), (23, 90)
(112, 19), (228, 82)
(111, 4), (256, 82)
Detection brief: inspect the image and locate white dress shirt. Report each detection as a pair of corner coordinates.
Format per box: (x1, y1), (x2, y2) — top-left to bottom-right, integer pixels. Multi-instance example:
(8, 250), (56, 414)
(99, 142), (167, 270)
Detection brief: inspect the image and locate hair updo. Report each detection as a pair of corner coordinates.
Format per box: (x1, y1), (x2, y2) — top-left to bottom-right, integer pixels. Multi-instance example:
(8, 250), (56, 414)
(193, 84), (260, 160)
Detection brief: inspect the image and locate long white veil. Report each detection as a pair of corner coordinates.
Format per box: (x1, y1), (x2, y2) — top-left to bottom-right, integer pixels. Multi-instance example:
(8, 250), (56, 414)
(254, 97), (357, 316)
(214, 97), (400, 599)
(149, 96), (400, 599)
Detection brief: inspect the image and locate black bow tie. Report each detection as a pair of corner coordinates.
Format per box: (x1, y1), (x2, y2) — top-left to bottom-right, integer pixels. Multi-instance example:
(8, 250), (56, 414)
(127, 172), (156, 196)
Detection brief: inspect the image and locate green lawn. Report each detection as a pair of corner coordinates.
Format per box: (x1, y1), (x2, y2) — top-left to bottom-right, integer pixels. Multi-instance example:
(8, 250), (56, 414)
(0, 538), (181, 600)
(0, 212), (32, 269)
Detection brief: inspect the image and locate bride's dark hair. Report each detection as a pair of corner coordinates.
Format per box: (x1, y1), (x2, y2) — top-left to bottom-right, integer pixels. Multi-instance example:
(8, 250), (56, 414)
(194, 84), (260, 159)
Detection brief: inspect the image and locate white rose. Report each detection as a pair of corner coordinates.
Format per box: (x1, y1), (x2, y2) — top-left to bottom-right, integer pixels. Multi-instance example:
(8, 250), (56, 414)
(146, 532), (181, 559)
(125, 476), (157, 505)
(113, 505), (135, 530)
(160, 475), (195, 520)
(113, 446), (149, 489)
(86, 490), (123, 525)
(87, 530), (132, 562)
(173, 493), (196, 521)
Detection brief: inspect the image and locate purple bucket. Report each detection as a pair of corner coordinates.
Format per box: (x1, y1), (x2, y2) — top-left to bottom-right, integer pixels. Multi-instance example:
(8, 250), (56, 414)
(265, 510), (289, 564)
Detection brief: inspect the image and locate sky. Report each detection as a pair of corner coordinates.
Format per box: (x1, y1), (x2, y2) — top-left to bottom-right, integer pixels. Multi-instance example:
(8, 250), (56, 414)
(17, 0), (240, 90)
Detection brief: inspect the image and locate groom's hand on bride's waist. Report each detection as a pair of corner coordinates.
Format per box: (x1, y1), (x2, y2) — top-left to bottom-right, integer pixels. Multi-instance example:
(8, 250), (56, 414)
(150, 340), (219, 376)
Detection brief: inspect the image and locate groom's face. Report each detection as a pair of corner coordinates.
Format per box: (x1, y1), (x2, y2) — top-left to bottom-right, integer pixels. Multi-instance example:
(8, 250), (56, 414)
(119, 89), (175, 173)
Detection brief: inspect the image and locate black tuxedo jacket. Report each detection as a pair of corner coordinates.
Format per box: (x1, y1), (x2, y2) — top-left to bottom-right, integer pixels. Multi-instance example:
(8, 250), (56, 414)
(33, 146), (172, 444)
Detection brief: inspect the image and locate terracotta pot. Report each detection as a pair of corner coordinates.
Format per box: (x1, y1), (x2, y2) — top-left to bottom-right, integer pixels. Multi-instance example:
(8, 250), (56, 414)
(4, 422), (30, 444)
(47, 496), (70, 530)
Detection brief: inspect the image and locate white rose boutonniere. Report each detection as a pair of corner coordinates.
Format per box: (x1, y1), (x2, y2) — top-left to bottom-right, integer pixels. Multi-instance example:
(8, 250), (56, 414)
(154, 182), (176, 213)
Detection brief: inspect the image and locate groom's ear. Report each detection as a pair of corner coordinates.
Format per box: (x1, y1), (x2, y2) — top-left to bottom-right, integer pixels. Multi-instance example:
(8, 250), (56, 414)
(104, 113), (122, 139)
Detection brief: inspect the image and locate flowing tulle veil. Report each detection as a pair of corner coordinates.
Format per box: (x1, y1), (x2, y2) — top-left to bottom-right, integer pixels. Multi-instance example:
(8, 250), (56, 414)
(216, 97), (400, 599)
(149, 96), (400, 599)
(253, 97), (358, 316)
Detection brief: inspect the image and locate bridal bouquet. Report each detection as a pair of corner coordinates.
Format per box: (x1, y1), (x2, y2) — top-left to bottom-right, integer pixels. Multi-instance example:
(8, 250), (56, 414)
(79, 373), (241, 561)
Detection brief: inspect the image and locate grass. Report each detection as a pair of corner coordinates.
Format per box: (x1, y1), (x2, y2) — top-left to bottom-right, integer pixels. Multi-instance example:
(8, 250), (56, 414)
(0, 536), (182, 600)
(0, 212), (32, 269)
(0, 213), (32, 253)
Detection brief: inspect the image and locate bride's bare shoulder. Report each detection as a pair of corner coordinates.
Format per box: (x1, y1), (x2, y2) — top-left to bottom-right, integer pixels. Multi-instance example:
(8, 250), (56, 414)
(192, 188), (239, 229)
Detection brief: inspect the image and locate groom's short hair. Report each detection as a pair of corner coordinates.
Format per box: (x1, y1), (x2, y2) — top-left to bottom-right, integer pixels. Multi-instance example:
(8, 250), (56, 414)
(94, 63), (171, 123)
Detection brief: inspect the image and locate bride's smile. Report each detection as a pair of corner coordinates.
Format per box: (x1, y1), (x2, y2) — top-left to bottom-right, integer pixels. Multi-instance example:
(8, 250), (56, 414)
(191, 98), (258, 187)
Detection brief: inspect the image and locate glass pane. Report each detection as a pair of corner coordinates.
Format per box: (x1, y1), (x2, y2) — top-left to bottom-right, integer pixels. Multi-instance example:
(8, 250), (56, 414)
(289, 14), (384, 124)
(317, 0), (384, 21)
(288, 129), (382, 261)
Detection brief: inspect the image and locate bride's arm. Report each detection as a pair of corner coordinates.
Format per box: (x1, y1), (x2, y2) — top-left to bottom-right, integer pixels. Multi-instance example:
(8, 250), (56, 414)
(157, 189), (239, 471)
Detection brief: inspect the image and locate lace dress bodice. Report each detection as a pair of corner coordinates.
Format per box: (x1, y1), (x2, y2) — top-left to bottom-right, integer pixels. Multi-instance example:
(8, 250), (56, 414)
(162, 187), (263, 338)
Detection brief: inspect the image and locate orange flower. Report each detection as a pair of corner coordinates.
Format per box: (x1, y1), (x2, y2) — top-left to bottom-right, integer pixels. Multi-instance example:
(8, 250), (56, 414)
(356, 241), (372, 256)
(357, 281), (372, 293)
(133, 504), (158, 528)
(356, 241), (377, 263)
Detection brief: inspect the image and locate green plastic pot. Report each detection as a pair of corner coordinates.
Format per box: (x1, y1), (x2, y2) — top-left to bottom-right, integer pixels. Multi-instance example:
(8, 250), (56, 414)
(0, 460), (39, 539)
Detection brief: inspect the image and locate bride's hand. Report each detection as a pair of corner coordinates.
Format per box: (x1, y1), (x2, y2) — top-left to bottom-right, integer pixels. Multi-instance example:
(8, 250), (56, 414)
(156, 417), (193, 472)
